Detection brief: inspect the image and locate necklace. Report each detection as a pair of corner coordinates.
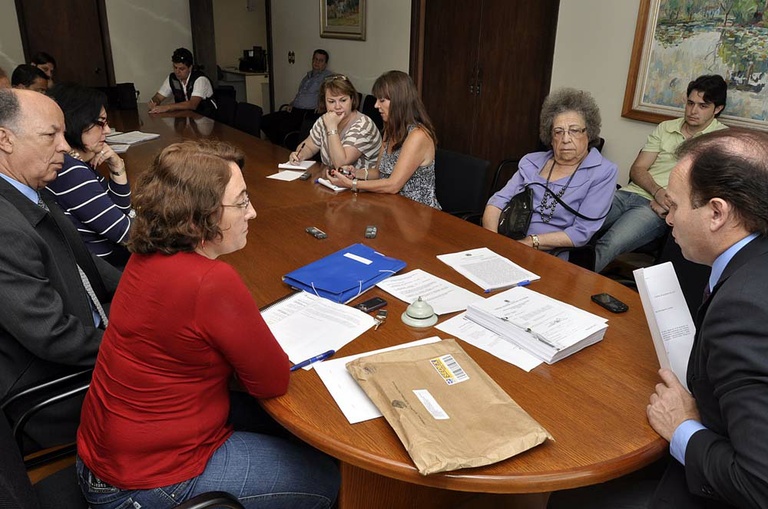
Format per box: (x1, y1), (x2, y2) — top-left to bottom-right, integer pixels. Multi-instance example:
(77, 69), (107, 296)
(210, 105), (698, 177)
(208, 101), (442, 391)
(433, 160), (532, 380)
(538, 159), (578, 224)
(69, 149), (83, 161)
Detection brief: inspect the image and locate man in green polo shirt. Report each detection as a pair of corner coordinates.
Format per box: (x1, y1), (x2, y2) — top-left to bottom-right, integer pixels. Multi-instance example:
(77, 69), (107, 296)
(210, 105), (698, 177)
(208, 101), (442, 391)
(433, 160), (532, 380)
(594, 75), (728, 273)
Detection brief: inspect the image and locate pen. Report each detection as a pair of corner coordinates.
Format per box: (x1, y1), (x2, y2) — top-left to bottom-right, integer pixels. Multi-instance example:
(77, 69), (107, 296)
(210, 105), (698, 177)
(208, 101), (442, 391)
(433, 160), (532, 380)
(290, 349), (335, 371)
(294, 142), (305, 163)
(499, 316), (560, 351)
(484, 280), (530, 294)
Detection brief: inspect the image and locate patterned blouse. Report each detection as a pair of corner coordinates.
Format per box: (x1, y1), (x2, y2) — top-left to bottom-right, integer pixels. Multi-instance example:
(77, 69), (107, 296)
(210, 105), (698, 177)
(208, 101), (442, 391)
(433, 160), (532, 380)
(309, 111), (381, 169)
(378, 125), (441, 209)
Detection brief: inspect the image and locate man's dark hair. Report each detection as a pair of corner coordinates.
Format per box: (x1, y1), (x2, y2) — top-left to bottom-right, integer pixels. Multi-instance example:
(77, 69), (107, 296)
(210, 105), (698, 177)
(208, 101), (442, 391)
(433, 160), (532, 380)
(0, 89), (21, 132)
(172, 48), (194, 67)
(313, 49), (329, 64)
(677, 127), (768, 235)
(11, 64), (48, 88)
(48, 83), (107, 151)
(30, 51), (57, 68)
(686, 74), (727, 117)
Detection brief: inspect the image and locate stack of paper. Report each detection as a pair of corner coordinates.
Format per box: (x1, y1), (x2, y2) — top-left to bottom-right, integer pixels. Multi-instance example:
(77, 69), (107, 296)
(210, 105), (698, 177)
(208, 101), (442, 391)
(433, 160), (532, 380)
(466, 286), (608, 364)
(278, 160), (315, 171)
(106, 131), (160, 145)
(437, 247), (539, 292)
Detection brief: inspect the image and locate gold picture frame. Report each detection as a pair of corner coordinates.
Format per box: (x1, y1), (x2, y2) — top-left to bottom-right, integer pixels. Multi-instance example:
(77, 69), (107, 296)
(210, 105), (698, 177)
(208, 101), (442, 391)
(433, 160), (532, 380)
(622, 0), (768, 130)
(320, 0), (366, 41)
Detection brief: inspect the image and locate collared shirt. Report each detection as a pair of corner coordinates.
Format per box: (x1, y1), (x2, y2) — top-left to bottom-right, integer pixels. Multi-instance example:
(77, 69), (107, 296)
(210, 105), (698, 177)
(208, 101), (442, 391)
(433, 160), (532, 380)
(292, 69), (332, 110)
(623, 117), (727, 201)
(670, 232), (760, 465)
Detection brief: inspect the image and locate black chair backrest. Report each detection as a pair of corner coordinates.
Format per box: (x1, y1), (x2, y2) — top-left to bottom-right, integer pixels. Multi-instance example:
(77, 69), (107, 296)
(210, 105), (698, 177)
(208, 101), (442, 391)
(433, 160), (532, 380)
(0, 414), (37, 509)
(234, 102), (263, 138)
(361, 94), (383, 132)
(434, 148), (491, 217)
(214, 87), (237, 126)
(96, 83), (138, 110)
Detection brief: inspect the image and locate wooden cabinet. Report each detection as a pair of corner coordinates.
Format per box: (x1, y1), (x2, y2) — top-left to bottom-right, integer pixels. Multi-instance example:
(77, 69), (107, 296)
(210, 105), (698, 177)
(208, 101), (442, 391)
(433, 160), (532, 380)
(416, 0), (560, 173)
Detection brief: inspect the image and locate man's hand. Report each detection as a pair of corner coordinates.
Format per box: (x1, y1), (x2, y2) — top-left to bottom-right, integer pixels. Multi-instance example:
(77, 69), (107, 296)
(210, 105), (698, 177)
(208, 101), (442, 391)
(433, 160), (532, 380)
(647, 368), (700, 441)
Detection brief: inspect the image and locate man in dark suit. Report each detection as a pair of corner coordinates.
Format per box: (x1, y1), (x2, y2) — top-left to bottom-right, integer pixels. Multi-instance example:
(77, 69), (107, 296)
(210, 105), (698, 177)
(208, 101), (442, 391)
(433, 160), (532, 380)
(0, 88), (120, 450)
(647, 127), (768, 508)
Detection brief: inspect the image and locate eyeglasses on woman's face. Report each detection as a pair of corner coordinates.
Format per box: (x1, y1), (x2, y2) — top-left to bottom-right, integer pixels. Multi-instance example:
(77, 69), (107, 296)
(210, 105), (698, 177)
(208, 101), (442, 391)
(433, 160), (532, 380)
(552, 127), (587, 139)
(222, 192), (251, 211)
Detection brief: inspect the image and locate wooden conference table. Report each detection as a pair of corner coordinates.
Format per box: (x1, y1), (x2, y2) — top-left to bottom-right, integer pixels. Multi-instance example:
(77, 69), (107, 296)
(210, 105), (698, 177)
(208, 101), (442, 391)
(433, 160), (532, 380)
(112, 110), (666, 509)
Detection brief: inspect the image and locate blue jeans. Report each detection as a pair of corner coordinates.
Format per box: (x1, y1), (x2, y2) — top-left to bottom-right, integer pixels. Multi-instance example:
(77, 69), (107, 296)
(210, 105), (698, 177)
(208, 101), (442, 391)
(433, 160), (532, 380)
(593, 190), (669, 272)
(77, 432), (339, 509)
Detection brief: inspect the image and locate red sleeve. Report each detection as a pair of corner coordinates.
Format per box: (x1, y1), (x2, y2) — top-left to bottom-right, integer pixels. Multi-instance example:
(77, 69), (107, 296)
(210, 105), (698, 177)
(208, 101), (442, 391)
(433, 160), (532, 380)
(195, 262), (289, 398)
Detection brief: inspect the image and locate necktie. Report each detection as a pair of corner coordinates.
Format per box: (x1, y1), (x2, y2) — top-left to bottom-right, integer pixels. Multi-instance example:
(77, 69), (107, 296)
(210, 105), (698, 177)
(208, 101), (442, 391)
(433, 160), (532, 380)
(38, 193), (109, 327)
(702, 285), (711, 303)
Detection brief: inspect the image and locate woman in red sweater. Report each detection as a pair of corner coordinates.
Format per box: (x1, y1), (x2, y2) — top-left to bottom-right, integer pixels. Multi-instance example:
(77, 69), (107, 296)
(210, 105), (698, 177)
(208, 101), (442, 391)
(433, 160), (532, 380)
(76, 140), (339, 508)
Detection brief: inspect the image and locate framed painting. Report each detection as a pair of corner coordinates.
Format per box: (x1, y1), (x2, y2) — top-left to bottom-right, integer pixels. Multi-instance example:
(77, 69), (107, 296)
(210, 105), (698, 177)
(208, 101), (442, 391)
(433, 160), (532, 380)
(320, 0), (366, 41)
(622, 0), (768, 130)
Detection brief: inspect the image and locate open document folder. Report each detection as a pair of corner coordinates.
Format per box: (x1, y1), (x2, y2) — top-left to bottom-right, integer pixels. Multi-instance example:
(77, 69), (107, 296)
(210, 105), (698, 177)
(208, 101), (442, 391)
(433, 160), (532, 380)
(282, 243), (406, 303)
(633, 262), (695, 390)
(466, 286), (608, 364)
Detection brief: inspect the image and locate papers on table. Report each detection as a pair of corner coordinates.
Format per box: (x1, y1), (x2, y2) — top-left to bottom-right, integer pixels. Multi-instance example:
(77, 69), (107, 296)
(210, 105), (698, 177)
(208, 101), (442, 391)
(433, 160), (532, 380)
(316, 177), (347, 192)
(109, 144), (130, 154)
(314, 337), (442, 424)
(105, 131), (160, 145)
(283, 243), (406, 304)
(267, 170), (305, 181)
(436, 313), (542, 372)
(437, 247), (539, 292)
(262, 291), (376, 368)
(278, 160), (316, 171)
(376, 269), (483, 315)
(466, 286), (607, 364)
(634, 262), (695, 390)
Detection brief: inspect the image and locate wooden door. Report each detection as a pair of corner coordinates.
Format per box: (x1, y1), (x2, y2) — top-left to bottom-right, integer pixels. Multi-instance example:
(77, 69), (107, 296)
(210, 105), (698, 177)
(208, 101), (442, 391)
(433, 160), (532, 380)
(472, 0), (559, 166)
(420, 0), (482, 154)
(15, 0), (114, 87)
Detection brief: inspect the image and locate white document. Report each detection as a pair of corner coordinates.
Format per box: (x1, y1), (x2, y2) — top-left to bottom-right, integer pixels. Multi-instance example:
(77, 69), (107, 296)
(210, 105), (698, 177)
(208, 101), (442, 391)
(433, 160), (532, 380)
(278, 160), (315, 171)
(267, 171), (304, 181)
(376, 269), (483, 315)
(316, 177), (348, 192)
(314, 337), (442, 424)
(105, 131), (160, 145)
(262, 292), (376, 367)
(436, 313), (542, 372)
(108, 144), (130, 154)
(466, 286), (607, 364)
(437, 247), (540, 292)
(634, 262), (695, 390)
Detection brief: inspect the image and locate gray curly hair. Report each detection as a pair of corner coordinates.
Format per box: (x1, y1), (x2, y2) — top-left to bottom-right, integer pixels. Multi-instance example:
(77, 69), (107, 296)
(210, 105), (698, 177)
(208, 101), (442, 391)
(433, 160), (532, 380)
(539, 88), (602, 149)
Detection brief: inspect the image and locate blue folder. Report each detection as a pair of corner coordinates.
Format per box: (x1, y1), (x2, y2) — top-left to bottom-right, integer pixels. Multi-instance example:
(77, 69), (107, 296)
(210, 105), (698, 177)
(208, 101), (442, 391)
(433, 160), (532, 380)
(282, 243), (406, 303)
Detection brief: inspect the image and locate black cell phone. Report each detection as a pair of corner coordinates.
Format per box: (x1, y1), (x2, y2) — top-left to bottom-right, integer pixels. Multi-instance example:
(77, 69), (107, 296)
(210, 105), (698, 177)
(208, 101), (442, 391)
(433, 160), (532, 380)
(354, 296), (387, 313)
(305, 226), (327, 239)
(364, 225), (378, 239)
(591, 293), (629, 313)
(299, 171), (312, 181)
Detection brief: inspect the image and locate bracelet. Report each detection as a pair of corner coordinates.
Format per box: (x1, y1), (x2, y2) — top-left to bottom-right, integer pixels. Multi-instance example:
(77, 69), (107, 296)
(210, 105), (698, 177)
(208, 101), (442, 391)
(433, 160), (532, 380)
(352, 178), (358, 193)
(327, 129), (338, 136)
(530, 234), (540, 250)
(363, 168), (369, 180)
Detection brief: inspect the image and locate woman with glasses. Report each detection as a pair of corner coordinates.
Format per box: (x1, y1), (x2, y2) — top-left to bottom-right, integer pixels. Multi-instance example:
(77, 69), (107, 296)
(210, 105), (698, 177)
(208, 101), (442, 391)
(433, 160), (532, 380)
(47, 83), (133, 267)
(289, 73), (381, 170)
(76, 141), (340, 509)
(326, 70), (440, 208)
(482, 88), (618, 258)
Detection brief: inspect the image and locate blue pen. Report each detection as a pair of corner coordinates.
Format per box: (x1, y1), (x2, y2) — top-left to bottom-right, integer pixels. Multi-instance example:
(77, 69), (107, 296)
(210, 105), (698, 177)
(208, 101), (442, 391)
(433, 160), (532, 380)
(484, 280), (531, 294)
(290, 349), (336, 371)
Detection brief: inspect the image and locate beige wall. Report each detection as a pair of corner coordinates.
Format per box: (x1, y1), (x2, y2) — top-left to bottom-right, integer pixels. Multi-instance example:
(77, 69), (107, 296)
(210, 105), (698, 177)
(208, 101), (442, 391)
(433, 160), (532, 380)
(270, 0), (411, 108)
(214, 0), (268, 69)
(0, 0), (26, 75)
(551, 0), (655, 184)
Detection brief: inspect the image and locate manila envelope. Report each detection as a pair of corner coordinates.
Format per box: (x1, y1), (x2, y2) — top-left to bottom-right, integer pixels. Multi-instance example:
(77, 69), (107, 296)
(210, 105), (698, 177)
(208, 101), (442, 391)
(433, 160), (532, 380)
(346, 338), (552, 475)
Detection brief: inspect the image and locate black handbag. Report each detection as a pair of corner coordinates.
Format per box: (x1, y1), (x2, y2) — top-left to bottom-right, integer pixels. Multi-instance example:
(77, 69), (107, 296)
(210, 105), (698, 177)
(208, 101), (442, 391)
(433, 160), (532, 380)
(497, 187), (533, 240)
(497, 183), (608, 240)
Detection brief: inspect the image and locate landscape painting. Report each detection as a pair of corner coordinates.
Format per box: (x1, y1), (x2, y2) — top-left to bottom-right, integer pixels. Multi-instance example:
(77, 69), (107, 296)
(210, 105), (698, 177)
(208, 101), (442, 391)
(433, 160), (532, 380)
(623, 0), (768, 130)
(320, 0), (366, 40)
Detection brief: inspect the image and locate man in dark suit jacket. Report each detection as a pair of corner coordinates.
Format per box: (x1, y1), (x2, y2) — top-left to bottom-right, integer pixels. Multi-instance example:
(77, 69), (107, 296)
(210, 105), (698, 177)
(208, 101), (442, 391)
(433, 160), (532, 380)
(648, 127), (768, 508)
(0, 88), (120, 450)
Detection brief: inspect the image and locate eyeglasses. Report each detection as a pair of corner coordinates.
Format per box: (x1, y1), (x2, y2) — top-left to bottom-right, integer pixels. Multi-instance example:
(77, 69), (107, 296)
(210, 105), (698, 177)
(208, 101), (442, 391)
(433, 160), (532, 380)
(222, 193), (251, 210)
(86, 118), (109, 131)
(552, 127), (587, 139)
(324, 74), (349, 83)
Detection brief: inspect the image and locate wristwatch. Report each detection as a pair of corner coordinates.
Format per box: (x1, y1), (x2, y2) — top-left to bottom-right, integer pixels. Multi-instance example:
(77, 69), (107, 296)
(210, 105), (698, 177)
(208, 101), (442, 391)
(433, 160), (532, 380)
(352, 178), (358, 192)
(530, 234), (540, 250)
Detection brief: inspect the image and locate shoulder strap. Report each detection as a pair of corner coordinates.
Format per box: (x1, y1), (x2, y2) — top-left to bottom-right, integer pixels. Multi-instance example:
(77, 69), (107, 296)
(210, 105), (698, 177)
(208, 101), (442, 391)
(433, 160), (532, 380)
(527, 182), (608, 221)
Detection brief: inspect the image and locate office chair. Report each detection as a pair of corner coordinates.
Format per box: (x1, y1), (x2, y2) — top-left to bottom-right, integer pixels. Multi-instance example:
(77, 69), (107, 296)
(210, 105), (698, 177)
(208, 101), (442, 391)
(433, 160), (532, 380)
(434, 148), (491, 220)
(361, 94), (383, 132)
(234, 102), (264, 138)
(1, 372), (246, 509)
(214, 87), (238, 127)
